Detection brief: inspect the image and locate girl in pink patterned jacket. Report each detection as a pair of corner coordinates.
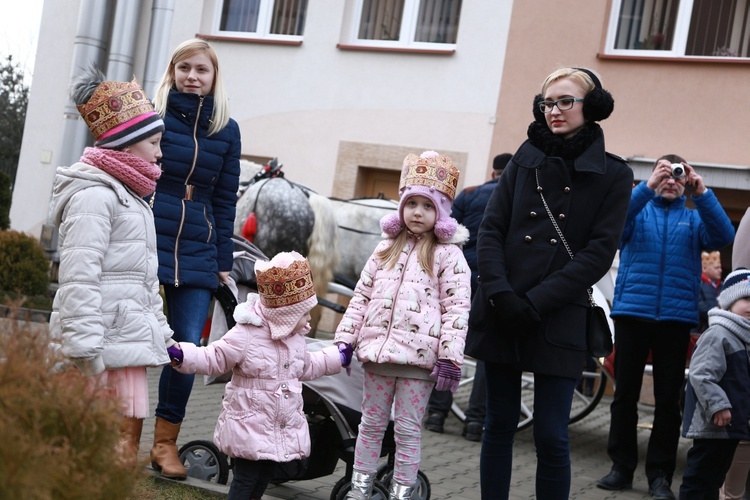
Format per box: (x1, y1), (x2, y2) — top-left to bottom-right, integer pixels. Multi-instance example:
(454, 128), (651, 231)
(168, 252), (352, 500)
(334, 151), (472, 500)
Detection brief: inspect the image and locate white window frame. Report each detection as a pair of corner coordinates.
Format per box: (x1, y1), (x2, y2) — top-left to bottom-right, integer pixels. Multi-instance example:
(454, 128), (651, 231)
(213, 0), (306, 42)
(604, 0), (748, 59)
(340, 0), (459, 51)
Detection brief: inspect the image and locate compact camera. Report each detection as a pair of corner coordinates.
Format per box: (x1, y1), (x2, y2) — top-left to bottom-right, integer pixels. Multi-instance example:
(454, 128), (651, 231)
(670, 163), (686, 180)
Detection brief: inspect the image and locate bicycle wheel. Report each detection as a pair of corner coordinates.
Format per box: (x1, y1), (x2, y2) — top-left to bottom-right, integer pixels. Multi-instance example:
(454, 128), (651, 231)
(449, 358), (477, 422)
(569, 356), (607, 424)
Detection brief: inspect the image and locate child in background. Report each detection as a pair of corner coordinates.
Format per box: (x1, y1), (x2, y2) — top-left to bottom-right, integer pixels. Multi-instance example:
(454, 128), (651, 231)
(168, 251), (352, 500)
(49, 67), (175, 467)
(679, 268), (750, 498)
(334, 151), (471, 500)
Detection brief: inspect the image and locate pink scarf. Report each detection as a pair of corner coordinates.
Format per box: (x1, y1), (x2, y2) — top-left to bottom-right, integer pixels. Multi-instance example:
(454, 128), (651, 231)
(80, 147), (162, 197)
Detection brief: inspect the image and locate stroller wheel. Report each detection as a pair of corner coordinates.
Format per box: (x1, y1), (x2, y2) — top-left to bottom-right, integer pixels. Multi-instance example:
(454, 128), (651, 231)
(178, 440), (230, 485)
(331, 476), (389, 500)
(375, 466), (431, 500)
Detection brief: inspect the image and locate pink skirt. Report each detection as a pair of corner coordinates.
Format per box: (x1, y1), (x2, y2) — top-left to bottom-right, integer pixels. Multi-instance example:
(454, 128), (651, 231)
(93, 366), (150, 418)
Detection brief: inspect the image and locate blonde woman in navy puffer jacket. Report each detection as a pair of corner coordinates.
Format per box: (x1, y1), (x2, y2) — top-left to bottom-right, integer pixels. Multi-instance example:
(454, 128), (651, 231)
(148, 38), (241, 480)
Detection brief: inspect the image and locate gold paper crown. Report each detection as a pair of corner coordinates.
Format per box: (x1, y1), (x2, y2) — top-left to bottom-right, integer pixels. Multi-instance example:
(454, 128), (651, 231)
(256, 259), (316, 308)
(76, 79), (157, 142)
(400, 153), (459, 201)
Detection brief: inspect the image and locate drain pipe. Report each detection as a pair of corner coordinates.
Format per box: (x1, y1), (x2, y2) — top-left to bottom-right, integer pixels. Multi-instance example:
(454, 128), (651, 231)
(41, 0), (114, 256)
(143, 0), (176, 96)
(107, 0), (143, 81)
(56, 0), (114, 172)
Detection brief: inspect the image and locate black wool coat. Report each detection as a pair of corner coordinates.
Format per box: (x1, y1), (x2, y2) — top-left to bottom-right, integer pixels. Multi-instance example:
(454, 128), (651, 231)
(465, 132), (633, 379)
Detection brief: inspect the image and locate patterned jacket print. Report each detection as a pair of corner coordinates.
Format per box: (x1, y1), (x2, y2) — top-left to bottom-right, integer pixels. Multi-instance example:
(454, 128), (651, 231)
(334, 230), (471, 369)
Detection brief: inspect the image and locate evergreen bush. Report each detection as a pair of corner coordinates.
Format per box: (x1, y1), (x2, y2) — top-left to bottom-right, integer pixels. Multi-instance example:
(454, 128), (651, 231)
(0, 320), (142, 498)
(0, 230), (50, 297)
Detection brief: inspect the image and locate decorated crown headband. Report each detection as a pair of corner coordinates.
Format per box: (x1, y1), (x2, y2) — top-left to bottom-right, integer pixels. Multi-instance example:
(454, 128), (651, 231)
(255, 259), (316, 308)
(76, 79), (159, 142)
(400, 152), (459, 201)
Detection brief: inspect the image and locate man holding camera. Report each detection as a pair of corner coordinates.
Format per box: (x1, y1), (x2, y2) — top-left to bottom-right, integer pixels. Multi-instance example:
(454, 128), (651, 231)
(597, 154), (734, 499)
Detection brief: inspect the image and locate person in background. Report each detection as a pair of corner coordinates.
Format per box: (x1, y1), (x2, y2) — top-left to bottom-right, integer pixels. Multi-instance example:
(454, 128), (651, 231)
(49, 67), (175, 468)
(334, 151), (471, 499)
(697, 251), (723, 333)
(678, 268), (750, 498)
(149, 38), (241, 480)
(168, 252), (351, 500)
(597, 154), (735, 499)
(719, 208), (750, 500)
(465, 67), (634, 499)
(424, 152), (512, 442)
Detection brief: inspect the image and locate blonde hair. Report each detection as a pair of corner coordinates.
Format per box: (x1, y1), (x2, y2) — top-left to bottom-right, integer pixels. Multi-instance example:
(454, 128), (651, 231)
(376, 230), (439, 277)
(153, 38), (230, 135)
(541, 68), (596, 96)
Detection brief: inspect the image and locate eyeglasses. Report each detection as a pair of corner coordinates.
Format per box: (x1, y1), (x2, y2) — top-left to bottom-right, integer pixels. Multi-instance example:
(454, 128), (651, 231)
(538, 97), (584, 113)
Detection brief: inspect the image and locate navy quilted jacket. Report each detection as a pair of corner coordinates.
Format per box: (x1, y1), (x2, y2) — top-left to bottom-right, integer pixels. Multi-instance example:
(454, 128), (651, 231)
(151, 91), (241, 290)
(450, 178), (498, 290)
(610, 181), (734, 325)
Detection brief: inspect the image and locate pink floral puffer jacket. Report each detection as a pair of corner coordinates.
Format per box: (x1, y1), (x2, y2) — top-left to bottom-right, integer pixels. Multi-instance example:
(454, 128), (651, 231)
(174, 298), (341, 462)
(334, 233), (471, 369)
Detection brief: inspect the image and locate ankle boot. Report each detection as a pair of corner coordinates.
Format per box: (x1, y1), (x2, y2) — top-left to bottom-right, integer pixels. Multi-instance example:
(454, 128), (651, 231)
(150, 417), (187, 479)
(117, 417), (144, 469)
(346, 469), (376, 499)
(388, 480), (415, 500)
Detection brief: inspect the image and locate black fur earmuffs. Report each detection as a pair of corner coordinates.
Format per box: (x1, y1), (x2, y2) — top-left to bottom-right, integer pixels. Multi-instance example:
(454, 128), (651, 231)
(532, 68), (614, 123)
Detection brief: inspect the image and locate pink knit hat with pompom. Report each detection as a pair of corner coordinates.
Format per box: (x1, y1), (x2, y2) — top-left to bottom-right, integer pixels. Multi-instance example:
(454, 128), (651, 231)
(380, 151), (460, 241)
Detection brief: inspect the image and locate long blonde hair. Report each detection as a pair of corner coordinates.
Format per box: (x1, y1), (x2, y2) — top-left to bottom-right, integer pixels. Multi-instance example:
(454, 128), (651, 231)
(376, 230), (439, 277)
(153, 38), (230, 135)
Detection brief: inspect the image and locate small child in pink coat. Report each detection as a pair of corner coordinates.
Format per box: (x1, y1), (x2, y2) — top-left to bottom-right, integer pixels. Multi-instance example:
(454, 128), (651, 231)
(168, 251), (352, 500)
(333, 151), (472, 499)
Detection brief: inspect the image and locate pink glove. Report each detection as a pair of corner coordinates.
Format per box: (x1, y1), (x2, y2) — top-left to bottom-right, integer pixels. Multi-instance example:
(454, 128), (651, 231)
(167, 345), (183, 365)
(430, 359), (461, 393)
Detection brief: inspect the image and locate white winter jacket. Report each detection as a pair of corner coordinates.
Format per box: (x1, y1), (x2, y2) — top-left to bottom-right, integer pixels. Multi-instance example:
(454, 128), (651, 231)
(49, 162), (174, 375)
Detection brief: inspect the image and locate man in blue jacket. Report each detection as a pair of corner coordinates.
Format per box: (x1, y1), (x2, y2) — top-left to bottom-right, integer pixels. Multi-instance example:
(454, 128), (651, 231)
(425, 153), (511, 441)
(597, 154), (735, 499)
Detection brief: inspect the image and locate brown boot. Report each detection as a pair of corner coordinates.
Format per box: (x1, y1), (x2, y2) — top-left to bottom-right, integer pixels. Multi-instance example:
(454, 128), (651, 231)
(150, 417), (187, 479)
(117, 417), (144, 469)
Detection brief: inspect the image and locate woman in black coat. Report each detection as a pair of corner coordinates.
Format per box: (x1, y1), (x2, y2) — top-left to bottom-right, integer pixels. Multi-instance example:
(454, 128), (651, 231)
(465, 68), (633, 499)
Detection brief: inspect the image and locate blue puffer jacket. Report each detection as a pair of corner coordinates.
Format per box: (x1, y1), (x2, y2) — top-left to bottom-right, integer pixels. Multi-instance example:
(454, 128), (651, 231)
(451, 178), (498, 286)
(611, 181), (735, 325)
(151, 91), (241, 290)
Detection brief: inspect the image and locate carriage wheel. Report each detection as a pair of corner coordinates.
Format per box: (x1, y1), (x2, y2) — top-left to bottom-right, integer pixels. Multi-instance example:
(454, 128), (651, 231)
(331, 476), (389, 500)
(450, 357), (606, 430)
(178, 440), (230, 485)
(375, 467), (431, 500)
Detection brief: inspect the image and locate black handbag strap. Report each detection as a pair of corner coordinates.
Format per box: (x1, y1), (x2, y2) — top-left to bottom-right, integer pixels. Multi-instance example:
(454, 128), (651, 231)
(535, 168), (597, 308)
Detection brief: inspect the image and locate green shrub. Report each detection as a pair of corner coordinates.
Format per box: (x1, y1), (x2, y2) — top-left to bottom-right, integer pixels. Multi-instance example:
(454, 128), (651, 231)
(0, 319), (142, 499)
(0, 230), (50, 296)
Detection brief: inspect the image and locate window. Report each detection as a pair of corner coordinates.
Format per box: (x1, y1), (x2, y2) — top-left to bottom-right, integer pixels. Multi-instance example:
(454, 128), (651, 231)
(343, 0), (462, 50)
(606, 0), (750, 58)
(218, 0), (307, 40)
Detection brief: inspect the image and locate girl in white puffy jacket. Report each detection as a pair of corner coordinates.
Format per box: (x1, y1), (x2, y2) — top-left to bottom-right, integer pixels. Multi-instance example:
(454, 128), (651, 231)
(333, 151), (471, 500)
(49, 68), (174, 467)
(168, 251), (351, 500)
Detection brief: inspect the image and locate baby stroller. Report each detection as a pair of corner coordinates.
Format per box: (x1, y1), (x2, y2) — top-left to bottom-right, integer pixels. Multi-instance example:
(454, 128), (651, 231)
(178, 236), (431, 499)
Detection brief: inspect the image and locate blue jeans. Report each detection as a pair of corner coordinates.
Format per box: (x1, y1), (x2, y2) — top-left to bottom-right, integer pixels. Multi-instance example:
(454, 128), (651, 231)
(155, 286), (212, 423)
(481, 362), (577, 500)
